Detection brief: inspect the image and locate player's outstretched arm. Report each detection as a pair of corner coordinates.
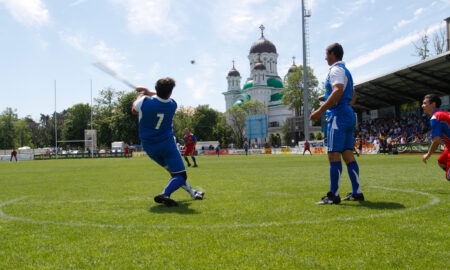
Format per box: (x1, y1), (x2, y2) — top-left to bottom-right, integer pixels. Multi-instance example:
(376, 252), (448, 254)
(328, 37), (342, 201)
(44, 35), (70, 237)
(135, 87), (156, 97)
(423, 136), (441, 164)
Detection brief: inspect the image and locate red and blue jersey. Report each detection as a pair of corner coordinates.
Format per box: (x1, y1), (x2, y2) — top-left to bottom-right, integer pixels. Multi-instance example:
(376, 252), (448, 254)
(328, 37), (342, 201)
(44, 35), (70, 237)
(184, 133), (197, 147)
(430, 109), (450, 147)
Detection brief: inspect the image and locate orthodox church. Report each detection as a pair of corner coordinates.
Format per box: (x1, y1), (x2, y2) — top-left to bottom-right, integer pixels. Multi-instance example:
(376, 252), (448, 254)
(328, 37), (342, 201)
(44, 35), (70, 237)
(223, 25), (297, 137)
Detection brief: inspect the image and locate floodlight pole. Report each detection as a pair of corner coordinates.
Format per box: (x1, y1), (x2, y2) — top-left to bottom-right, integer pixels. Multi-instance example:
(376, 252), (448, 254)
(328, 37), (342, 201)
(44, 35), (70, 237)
(90, 79), (93, 158)
(54, 80), (58, 159)
(301, 0), (309, 141)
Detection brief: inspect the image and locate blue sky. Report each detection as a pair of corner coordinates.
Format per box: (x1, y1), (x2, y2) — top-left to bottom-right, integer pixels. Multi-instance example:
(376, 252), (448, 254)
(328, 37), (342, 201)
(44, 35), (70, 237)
(1, 0), (449, 120)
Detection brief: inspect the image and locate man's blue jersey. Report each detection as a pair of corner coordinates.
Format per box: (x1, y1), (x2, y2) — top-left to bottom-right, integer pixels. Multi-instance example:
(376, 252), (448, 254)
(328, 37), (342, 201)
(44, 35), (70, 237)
(134, 96), (177, 143)
(324, 62), (354, 122)
(325, 62), (355, 152)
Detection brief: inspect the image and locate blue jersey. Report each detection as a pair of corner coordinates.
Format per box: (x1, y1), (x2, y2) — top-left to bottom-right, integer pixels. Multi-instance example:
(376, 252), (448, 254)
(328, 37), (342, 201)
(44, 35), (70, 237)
(133, 95), (177, 143)
(324, 62), (354, 120)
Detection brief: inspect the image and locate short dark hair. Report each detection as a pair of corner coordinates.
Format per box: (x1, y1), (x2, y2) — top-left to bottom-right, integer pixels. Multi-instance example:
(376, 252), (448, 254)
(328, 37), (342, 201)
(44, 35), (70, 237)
(327, 43), (344, 60)
(424, 94), (441, 108)
(155, 77), (176, 99)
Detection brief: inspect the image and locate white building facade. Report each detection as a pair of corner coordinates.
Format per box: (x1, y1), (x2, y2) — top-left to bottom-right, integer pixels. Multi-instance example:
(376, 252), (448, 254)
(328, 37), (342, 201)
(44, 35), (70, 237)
(223, 25), (295, 137)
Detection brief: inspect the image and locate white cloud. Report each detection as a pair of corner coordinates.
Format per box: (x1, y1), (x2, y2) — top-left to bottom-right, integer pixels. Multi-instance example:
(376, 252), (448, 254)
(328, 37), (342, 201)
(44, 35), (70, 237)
(59, 32), (128, 73)
(111, 0), (179, 36)
(395, 19), (412, 29)
(329, 22), (343, 29)
(347, 23), (442, 70)
(210, 0), (299, 42)
(0, 0), (49, 27)
(395, 6), (426, 30)
(414, 7), (423, 16)
(70, 0), (87, 6)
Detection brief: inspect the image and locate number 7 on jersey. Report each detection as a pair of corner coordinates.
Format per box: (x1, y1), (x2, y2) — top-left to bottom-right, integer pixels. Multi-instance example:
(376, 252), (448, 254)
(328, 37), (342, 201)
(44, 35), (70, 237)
(155, 113), (164, 129)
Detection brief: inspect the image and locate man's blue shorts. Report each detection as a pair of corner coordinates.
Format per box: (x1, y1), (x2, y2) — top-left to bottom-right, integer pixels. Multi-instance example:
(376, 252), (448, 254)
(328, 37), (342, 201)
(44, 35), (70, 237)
(327, 114), (355, 152)
(142, 137), (186, 173)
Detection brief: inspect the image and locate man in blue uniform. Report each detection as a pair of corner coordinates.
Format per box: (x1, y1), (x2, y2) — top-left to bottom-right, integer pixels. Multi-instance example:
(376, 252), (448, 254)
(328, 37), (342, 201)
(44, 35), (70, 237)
(310, 43), (364, 205)
(132, 77), (204, 207)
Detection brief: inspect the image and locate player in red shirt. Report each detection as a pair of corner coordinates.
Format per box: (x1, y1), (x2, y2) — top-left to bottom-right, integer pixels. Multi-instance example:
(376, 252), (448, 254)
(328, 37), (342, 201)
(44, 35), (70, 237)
(422, 94), (450, 181)
(124, 144), (130, 158)
(303, 140), (312, 155)
(10, 149), (18, 162)
(183, 128), (198, 167)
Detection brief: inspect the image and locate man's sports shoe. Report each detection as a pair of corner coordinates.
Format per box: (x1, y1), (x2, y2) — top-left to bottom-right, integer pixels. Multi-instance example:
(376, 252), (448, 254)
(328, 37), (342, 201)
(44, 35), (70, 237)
(154, 194), (178, 207)
(193, 164), (198, 168)
(316, 192), (341, 205)
(194, 191), (204, 200)
(187, 163), (191, 167)
(342, 192), (365, 201)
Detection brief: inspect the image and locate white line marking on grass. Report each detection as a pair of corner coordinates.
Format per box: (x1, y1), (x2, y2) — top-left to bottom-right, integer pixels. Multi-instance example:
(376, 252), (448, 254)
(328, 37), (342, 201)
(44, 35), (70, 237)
(0, 186), (440, 230)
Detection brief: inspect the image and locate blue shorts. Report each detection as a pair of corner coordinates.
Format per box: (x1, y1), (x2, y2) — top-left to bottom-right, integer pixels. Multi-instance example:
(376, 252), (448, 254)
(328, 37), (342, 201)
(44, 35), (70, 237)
(327, 114), (355, 152)
(142, 137), (186, 173)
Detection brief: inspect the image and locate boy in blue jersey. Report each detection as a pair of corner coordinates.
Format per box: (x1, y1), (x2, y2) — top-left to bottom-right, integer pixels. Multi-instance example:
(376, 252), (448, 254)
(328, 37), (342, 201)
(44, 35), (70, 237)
(310, 43), (364, 205)
(132, 77), (204, 207)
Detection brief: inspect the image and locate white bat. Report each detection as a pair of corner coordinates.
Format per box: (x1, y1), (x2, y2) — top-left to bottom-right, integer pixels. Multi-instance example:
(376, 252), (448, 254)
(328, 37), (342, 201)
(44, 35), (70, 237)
(93, 62), (136, 90)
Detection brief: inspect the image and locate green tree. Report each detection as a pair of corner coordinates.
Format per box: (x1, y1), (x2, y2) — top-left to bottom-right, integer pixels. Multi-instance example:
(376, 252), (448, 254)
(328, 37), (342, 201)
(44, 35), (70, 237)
(173, 106), (194, 141)
(0, 108), (18, 149)
(93, 88), (124, 148)
(281, 120), (291, 145)
(281, 65), (319, 116)
(226, 105), (247, 147)
(226, 100), (266, 147)
(241, 100), (267, 115)
(413, 31), (430, 60)
(213, 113), (233, 147)
(110, 92), (140, 144)
(14, 118), (33, 147)
(62, 104), (91, 147)
(191, 105), (219, 141)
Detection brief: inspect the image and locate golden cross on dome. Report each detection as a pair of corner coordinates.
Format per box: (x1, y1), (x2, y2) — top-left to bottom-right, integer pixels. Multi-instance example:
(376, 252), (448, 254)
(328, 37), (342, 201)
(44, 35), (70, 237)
(259, 24), (265, 38)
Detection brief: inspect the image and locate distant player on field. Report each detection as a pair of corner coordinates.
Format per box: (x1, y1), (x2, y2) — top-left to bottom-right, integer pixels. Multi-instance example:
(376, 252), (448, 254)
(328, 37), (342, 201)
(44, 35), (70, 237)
(215, 144), (220, 157)
(132, 78), (204, 207)
(183, 128), (198, 167)
(310, 43), (364, 205)
(303, 140), (312, 155)
(10, 149), (17, 162)
(244, 140), (249, 156)
(421, 94), (450, 181)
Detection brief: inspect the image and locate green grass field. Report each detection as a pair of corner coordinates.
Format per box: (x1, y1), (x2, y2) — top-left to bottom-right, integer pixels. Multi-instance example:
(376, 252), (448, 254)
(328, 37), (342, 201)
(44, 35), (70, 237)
(0, 154), (448, 269)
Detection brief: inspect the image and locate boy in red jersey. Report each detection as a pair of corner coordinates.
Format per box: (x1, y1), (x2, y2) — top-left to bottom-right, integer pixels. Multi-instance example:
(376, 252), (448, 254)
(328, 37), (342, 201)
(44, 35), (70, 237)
(10, 149), (18, 162)
(303, 140), (312, 155)
(183, 128), (198, 167)
(422, 94), (450, 181)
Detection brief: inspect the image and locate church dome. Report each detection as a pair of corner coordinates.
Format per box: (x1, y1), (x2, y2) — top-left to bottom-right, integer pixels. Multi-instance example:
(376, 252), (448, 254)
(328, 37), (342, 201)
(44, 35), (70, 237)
(267, 78), (283, 88)
(250, 25), (277, 54)
(288, 57), (297, 73)
(254, 61), (266, 71)
(227, 61), (240, 77)
(250, 38), (277, 54)
(228, 68), (240, 77)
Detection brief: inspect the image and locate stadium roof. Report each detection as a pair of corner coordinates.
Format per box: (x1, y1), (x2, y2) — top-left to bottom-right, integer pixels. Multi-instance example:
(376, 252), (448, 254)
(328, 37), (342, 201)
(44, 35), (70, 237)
(353, 50), (450, 112)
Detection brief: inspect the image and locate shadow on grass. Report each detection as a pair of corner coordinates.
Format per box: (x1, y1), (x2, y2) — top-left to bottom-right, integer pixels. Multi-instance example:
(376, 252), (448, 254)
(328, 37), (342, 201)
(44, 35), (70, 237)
(340, 201), (405, 209)
(148, 200), (199, 214)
